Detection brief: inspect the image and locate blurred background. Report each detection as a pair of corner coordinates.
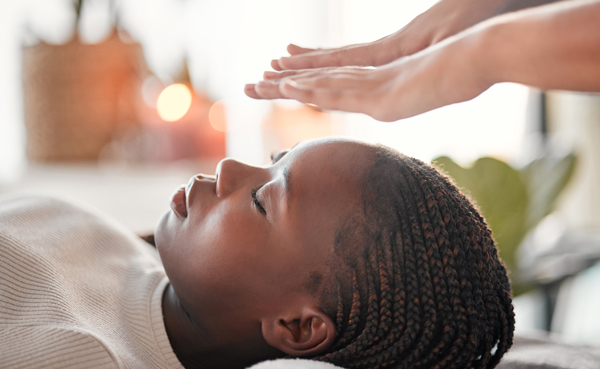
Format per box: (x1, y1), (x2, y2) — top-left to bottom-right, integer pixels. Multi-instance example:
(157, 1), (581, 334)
(1, 0), (599, 348)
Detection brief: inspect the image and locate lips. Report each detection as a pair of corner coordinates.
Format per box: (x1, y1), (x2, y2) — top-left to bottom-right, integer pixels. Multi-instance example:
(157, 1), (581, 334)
(170, 186), (188, 219)
(170, 174), (215, 219)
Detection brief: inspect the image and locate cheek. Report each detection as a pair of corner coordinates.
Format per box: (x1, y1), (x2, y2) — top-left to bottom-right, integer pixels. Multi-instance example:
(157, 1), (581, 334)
(198, 201), (268, 256)
(180, 205), (273, 291)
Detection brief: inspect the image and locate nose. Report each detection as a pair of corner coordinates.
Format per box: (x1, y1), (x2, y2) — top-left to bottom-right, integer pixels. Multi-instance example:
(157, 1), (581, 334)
(215, 158), (261, 197)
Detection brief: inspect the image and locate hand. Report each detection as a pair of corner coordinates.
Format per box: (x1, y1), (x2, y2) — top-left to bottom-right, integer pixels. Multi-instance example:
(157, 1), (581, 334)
(246, 33), (492, 122)
(270, 0), (511, 71)
(247, 0), (600, 121)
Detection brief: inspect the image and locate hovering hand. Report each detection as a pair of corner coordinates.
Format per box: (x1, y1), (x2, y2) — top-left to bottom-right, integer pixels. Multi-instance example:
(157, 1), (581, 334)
(246, 36), (492, 122)
(247, 0), (593, 121)
(270, 0), (510, 71)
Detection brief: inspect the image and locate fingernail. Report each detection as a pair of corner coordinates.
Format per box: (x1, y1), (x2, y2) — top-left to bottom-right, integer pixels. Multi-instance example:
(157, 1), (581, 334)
(256, 81), (276, 90)
(271, 59), (282, 71)
(263, 71), (279, 79)
(244, 83), (255, 89)
(277, 57), (291, 68)
(282, 79), (298, 88)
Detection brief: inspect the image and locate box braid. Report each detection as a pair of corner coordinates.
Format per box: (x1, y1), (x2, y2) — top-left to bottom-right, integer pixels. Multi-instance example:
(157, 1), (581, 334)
(313, 146), (514, 369)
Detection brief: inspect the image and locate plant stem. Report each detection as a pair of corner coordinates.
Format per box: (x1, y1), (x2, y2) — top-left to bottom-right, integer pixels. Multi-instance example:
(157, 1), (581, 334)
(74, 0), (83, 31)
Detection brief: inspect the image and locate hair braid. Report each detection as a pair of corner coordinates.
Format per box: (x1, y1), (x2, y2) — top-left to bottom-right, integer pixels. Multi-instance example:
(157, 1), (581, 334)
(330, 270), (364, 353)
(436, 175), (506, 368)
(314, 146), (514, 369)
(390, 163), (444, 366)
(440, 212), (484, 368)
(404, 164), (466, 368)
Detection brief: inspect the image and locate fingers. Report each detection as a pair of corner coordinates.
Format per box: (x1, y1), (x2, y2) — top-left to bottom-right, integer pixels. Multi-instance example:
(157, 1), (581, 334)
(245, 81), (288, 100)
(274, 43), (380, 70)
(271, 59), (283, 71)
(287, 44), (315, 56)
(244, 84), (262, 99)
(255, 80), (286, 99)
(278, 79), (374, 116)
(245, 69), (396, 121)
(270, 45), (318, 70)
(245, 66), (386, 119)
(264, 69), (311, 81)
(248, 66), (383, 114)
(263, 66), (373, 82)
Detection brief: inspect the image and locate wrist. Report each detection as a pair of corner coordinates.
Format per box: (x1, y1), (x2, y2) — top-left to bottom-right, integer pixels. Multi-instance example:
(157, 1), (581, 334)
(465, 17), (511, 88)
(447, 22), (499, 94)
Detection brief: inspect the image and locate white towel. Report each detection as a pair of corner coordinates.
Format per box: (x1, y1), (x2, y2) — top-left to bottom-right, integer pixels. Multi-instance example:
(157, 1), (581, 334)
(249, 333), (600, 369)
(248, 359), (344, 369)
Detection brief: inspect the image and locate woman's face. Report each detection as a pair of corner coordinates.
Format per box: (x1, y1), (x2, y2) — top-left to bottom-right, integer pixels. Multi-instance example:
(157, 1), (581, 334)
(155, 137), (373, 328)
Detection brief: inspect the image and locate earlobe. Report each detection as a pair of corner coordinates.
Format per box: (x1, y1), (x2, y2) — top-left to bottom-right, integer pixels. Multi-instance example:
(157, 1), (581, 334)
(261, 306), (336, 357)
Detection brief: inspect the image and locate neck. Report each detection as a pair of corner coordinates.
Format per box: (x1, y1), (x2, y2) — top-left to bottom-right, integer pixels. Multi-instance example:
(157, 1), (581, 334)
(161, 283), (282, 369)
(162, 283), (212, 368)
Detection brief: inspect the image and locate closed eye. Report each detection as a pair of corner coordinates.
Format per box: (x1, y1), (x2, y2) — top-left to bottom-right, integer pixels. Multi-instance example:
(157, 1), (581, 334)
(251, 187), (267, 215)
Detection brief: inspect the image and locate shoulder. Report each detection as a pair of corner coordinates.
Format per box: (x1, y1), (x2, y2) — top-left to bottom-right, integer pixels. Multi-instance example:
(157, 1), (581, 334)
(0, 325), (121, 369)
(0, 194), (132, 237)
(0, 194), (91, 221)
(0, 194), (152, 258)
(0, 195), (105, 242)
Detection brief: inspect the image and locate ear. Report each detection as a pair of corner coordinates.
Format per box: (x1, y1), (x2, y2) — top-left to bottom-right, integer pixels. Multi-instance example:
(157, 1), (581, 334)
(261, 306), (336, 357)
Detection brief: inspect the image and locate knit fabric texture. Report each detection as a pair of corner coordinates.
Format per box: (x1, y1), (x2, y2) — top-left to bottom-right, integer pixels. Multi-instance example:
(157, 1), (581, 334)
(0, 196), (183, 369)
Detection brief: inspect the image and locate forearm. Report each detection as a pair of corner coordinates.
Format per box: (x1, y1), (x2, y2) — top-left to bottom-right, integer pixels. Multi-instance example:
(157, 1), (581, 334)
(477, 0), (600, 91)
(393, 0), (565, 55)
(498, 0), (566, 15)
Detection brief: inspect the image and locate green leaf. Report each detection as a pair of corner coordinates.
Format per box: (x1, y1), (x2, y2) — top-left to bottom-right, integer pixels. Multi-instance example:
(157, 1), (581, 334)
(520, 152), (577, 229)
(432, 156), (528, 275)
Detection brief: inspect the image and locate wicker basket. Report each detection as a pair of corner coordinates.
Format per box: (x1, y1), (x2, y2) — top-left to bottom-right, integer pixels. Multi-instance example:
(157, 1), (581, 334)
(22, 32), (146, 162)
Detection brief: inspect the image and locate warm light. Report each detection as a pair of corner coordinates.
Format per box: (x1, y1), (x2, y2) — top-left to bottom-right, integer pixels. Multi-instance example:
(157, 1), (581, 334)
(157, 83), (192, 122)
(208, 100), (228, 132)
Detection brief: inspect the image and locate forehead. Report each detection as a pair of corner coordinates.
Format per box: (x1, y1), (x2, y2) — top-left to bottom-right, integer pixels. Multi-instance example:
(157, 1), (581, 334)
(287, 139), (373, 198)
(277, 138), (374, 254)
(289, 138), (375, 173)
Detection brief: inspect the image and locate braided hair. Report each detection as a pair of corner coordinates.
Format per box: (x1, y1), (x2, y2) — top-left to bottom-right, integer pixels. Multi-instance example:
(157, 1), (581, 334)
(314, 145), (514, 369)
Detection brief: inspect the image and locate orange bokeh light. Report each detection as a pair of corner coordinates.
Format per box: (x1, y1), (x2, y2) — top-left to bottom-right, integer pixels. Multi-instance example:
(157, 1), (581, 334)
(208, 100), (228, 132)
(156, 83), (192, 122)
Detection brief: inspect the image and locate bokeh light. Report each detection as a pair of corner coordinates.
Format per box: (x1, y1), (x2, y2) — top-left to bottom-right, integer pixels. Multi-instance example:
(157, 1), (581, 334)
(208, 100), (227, 132)
(156, 83), (192, 122)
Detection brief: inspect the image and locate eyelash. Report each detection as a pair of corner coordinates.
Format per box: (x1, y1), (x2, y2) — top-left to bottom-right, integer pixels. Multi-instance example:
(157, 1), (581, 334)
(251, 187), (267, 215)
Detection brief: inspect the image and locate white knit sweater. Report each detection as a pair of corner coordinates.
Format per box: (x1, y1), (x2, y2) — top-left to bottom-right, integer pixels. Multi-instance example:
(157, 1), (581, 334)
(0, 196), (184, 369)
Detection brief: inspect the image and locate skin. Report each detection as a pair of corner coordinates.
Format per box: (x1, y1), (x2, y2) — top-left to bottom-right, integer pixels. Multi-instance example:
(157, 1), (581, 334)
(245, 0), (600, 122)
(155, 138), (374, 369)
(265, 0), (562, 71)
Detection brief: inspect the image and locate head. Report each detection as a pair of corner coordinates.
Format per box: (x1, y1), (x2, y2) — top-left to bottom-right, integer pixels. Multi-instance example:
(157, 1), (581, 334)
(155, 137), (514, 369)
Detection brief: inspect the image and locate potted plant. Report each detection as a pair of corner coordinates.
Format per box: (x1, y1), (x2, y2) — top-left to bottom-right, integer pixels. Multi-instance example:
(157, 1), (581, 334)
(22, 0), (148, 161)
